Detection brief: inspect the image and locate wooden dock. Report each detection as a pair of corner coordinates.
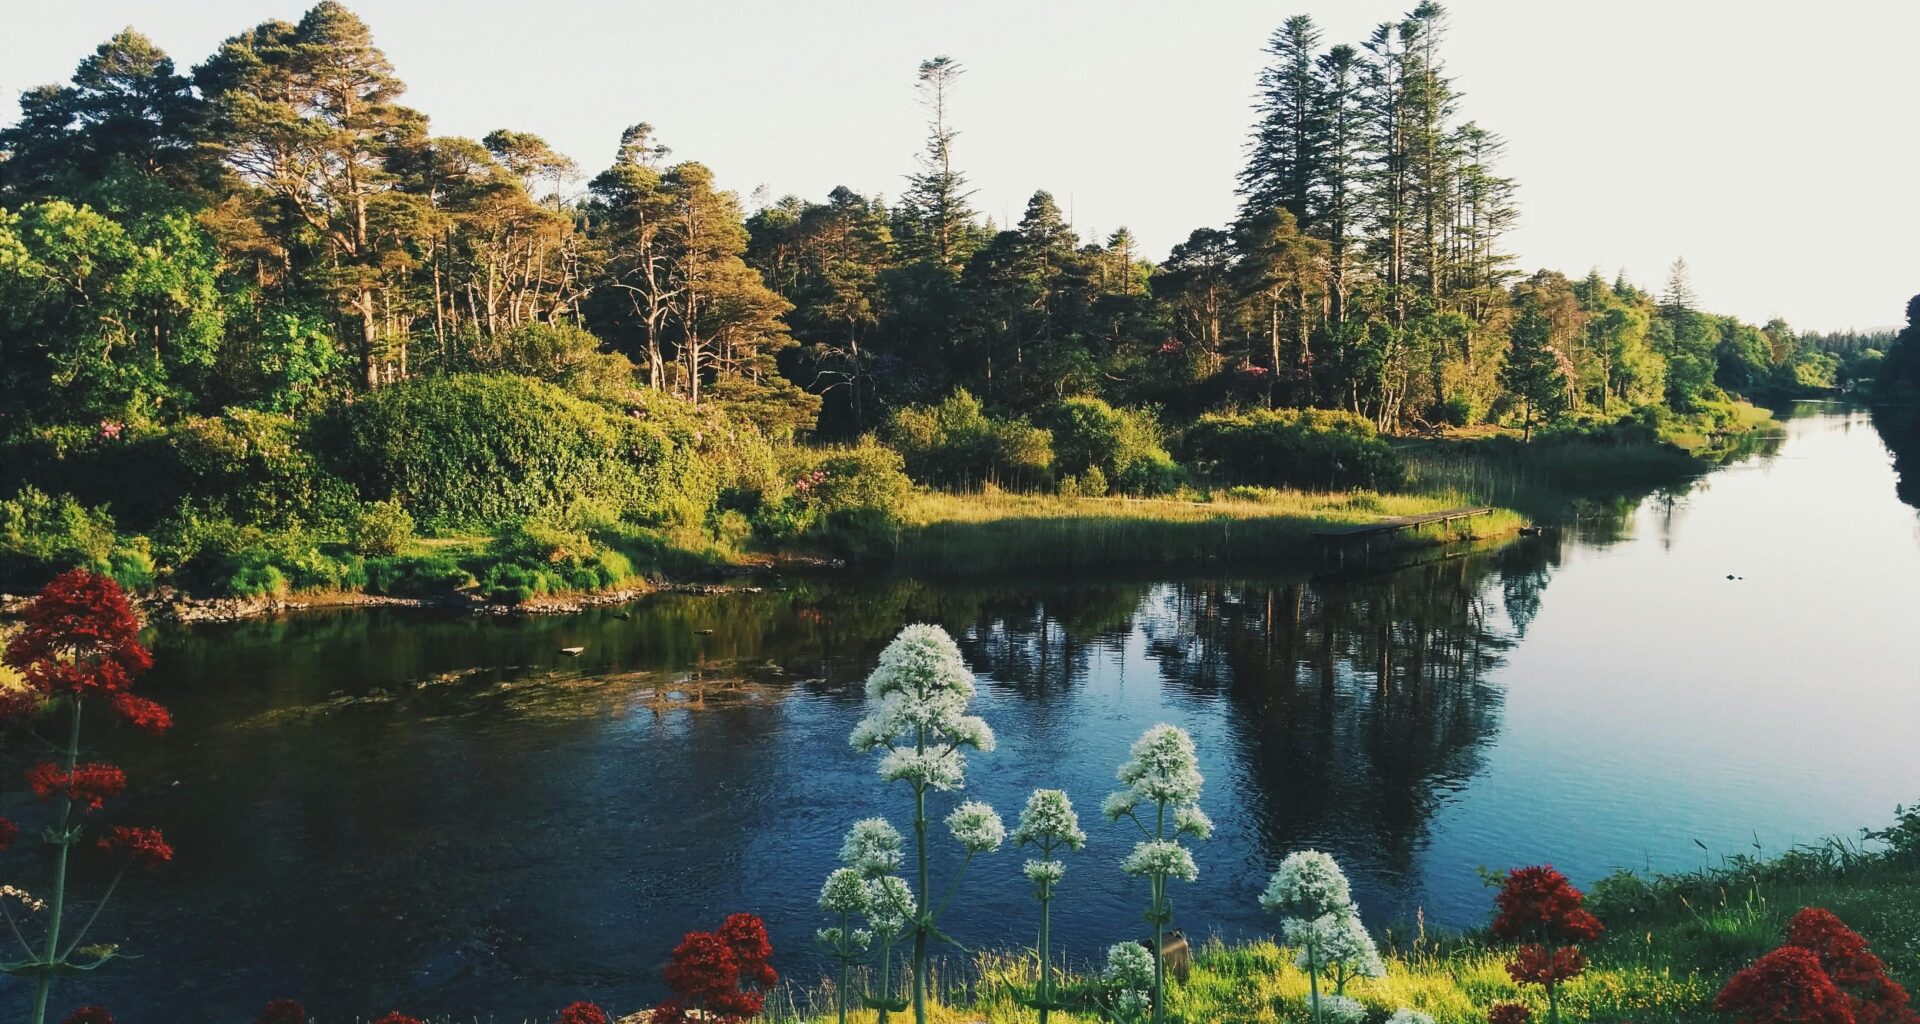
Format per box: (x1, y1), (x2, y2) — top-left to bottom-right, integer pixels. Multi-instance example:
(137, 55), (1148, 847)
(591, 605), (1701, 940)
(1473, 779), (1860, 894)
(1312, 507), (1496, 564)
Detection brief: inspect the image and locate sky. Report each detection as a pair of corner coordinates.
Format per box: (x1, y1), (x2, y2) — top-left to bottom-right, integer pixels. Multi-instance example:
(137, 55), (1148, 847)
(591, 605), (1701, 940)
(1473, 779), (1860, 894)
(3, 0), (1916, 332)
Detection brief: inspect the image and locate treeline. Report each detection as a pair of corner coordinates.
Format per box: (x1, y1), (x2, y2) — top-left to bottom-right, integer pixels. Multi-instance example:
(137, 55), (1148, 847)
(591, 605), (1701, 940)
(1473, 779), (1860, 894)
(0, 1), (1845, 597)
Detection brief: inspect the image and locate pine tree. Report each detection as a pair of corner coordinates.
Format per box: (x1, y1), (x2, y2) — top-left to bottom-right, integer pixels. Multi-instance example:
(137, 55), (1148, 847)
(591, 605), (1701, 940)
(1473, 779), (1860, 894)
(899, 56), (977, 270)
(1240, 15), (1324, 227)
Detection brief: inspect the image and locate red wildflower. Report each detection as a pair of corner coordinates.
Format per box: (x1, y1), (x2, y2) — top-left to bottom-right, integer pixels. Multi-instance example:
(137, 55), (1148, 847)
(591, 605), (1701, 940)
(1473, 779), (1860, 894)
(1508, 943), (1587, 986)
(2, 570), (151, 704)
(254, 1000), (306, 1024)
(1786, 908), (1920, 1024)
(27, 762), (127, 810)
(60, 1008), (114, 1024)
(0, 816), (16, 852)
(1490, 866), (1604, 945)
(1715, 946), (1856, 1024)
(556, 1002), (608, 1024)
(370, 1014), (424, 1024)
(1488, 1004), (1533, 1024)
(98, 826), (173, 868)
(653, 916), (775, 1024)
(109, 692), (172, 732)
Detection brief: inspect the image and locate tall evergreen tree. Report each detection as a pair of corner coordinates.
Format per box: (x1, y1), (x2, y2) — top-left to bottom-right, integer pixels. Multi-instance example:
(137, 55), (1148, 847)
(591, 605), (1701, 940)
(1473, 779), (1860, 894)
(1241, 15), (1324, 227)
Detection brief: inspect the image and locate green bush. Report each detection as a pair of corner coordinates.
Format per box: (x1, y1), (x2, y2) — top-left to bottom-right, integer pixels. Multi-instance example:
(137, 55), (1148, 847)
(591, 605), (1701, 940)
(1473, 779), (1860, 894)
(349, 500), (415, 557)
(157, 513), (362, 598)
(364, 553), (475, 598)
(885, 390), (1053, 490)
(478, 517), (637, 603)
(0, 487), (153, 591)
(1183, 408), (1406, 490)
(322, 373), (766, 534)
(1039, 397), (1182, 496)
(753, 443), (913, 554)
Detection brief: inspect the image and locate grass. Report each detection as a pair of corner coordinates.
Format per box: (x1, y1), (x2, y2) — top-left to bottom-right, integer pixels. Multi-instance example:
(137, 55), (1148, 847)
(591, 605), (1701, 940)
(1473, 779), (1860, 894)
(888, 489), (1527, 575)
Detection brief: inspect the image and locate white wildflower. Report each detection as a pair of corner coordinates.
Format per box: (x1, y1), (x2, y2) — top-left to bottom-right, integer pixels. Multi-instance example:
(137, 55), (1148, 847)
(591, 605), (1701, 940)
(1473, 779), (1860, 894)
(877, 747), (966, 790)
(1386, 1011), (1435, 1024)
(946, 800), (1006, 854)
(841, 817), (905, 877)
(1173, 804), (1213, 840)
(1323, 995), (1368, 1024)
(1303, 908), (1386, 982)
(1261, 849), (1352, 919)
(817, 926), (872, 953)
(1114, 724), (1204, 806)
(864, 875), (916, 938)
(1122, 839), (1198, 882)
(1013, 788), (1087, 851)
(1023, 858), (1066, 886)
(819, 867), (872, 914)
(1102, 790), (1141, 821)
(1103, 941), (1155, 989)
(854, 625), (994, 791)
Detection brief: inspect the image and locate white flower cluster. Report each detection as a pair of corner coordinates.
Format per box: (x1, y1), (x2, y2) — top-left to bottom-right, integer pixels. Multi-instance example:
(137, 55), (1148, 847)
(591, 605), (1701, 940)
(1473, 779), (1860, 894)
(946, 800), (1007, 854)
(1260, 849), (1352, 919)
(851, 624), (995, 791)
(1114, 724), (1204, 807)
(1103, 940), (1155, 988)
(865, 874), (917, 939)
(1012, 788), (1087, 851)
(1289, 912), (1385, 981)
(1022, 859), (1066, 885)
(820, 867), (871, 914)
(841, 817), (905, 877)
(1323, 995), (1369, 1024)
(1386, 1011), (1435, 1024)
(1122, 839), (1199, 883)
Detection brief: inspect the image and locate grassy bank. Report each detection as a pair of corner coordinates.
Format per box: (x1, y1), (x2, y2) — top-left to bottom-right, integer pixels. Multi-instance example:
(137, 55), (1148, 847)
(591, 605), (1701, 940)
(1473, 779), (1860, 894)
(752, 813), (1920, 1024)
(889, 489), (1526, 575)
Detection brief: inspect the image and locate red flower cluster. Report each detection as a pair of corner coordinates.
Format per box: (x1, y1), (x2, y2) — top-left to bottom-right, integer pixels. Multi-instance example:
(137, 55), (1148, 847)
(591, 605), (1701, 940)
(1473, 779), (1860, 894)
(0, 816), (16, 853)
(1781, 908), (1919, 1024)
(98, 826), (174, 868)
(110, 692), (173, 733)
(371, 1014), (424, 1024)
(1508, 944), (1587, 986)
(556, 1002), (608, 1024)
(60, 1008), (114, 1024)
(1488, 1004), (1533, 1024)
(1716, 946), (1855, 1024)
(27, 762), (127, 810)
(2, 569), (152, 708)
(1490, 866), (1603, 945)
(652, 912), (778, 1024)
(255, 999), (306, 1024)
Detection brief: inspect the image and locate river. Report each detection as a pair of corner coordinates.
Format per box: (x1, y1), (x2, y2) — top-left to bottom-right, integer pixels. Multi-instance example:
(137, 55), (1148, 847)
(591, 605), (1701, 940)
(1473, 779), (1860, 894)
(10, 403), (1919, 1021)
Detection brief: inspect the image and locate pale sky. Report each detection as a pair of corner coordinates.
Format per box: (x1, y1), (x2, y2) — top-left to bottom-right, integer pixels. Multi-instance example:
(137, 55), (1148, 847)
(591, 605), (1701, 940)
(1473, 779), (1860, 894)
(5, 0), (1916, 332)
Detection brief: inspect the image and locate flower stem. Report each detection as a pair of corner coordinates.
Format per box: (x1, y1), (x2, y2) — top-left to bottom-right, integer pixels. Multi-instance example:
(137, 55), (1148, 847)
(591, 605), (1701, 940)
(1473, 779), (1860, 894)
(29, 696), (82, 1024)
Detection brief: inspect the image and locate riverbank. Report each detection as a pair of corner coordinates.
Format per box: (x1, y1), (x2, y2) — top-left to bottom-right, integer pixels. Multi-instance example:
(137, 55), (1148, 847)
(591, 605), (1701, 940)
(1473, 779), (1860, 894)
(751, 810), (1920, 1024)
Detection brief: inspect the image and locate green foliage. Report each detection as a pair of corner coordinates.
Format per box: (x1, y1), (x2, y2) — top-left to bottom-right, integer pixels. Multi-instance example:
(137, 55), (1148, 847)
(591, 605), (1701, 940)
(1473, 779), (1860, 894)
(0, 487), (152, 590)
(887, 390), (1053, 490)
(348, 500), (414, 557)
(156, 513), (364, 598)
(1183, 409), (1405, 490)
(753, 442), (913, 555)
(478, 517), (637, 603)
(363, 553), (475, 598)
(323, 373), (755, 534)
(1040, 397), (1182, 496)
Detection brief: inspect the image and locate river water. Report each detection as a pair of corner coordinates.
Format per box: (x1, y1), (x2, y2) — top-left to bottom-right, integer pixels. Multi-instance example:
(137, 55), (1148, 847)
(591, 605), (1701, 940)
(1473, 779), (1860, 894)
(11, 404), (1919, 1021)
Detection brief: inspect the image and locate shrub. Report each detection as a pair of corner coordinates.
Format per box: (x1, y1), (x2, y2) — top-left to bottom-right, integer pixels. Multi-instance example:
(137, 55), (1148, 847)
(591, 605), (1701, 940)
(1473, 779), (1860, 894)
(1183, 409), (1405, 490)
(349, 500), (414, 557)
(364, 553), (475, 598)
(1039, 397), (1182, 496)
(0, 488), (153, 591)
(652, 913), (778, 1024)
(885, 390), (1052, 490)
(479, 518), (636, 603)
(157, 514), (361, 598)
(323, 373), (764, 534)
(753, 443), (912, 554)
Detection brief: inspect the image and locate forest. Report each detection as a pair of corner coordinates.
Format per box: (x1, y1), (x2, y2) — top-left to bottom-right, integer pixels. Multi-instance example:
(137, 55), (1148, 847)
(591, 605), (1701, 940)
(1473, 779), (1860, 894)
(0, 1), (1892, 602)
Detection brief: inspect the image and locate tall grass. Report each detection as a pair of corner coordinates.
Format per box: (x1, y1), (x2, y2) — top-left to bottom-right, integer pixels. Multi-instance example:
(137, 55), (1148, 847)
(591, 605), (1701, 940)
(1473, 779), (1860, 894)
(890, 490), (1525, 575)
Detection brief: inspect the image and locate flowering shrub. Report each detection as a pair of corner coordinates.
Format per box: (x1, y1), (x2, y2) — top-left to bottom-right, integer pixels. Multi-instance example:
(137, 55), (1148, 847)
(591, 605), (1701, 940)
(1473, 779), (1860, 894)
(555, 1001), (608, 1024)
(1262, 851), (1381, 1022)
(1489, 865), (1603, 1024)
(1105, 724), (1209, 1024)
(1, 570), (173, 1024)
(849, 624), (1000, 1024)
(254, 1000), (306, 1024)
(1715, 946), (1855, 1024)
(653, 913), (777, 1024)
(830, 817), (914, 1020)
(1013, 789), (1087, 1023)
(1784, 908), (1918, 1024)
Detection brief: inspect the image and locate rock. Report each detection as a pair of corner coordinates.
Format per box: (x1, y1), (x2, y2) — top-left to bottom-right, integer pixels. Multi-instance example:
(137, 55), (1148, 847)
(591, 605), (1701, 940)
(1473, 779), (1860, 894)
(559, 646), (585, 657)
